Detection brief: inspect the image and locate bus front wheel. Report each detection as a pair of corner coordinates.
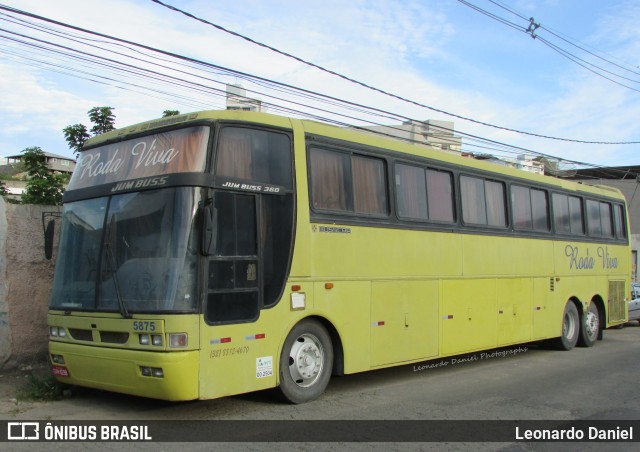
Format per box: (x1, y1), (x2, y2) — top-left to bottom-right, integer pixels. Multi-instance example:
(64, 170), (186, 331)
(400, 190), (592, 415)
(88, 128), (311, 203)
(552, 301), (580, 351)
(578, 302), (599, 347)
(278, 319), (333, 404)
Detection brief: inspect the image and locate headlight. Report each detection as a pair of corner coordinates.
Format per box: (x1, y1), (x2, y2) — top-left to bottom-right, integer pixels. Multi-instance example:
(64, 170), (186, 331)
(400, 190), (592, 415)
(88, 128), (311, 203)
(169, 333), (188, 348)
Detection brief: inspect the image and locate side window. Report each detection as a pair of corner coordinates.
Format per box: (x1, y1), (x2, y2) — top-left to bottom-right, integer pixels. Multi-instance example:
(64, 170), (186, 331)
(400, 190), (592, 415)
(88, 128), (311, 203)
(568, 196), (584, 234)
(552, 193), (584, 235)
(394, 165), (454, 222)
(310, 148), (350, 212)
(426, 169), (455, 222)
(614, 204), (627, 239)
(511, 185), (549, 231)
(586, 200), (602, 236)
(395, 164), (428, 220)
(461, 175), (506, 227)
(531, 189), (550, 231)
(587, 200), (614, 238)
(601, 202), (613, 237)
(310, 148), (388, 216)
(216, 127), (292, 189)
(352, 155), (388, 215)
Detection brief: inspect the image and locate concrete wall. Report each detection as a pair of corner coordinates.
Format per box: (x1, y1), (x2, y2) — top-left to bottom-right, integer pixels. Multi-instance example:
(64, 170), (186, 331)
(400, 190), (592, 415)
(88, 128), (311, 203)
(0, 197), (61, 369)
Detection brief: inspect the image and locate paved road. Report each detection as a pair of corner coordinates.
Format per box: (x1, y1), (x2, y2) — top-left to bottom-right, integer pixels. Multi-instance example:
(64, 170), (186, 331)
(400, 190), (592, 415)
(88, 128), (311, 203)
(2, 324), (639, 450)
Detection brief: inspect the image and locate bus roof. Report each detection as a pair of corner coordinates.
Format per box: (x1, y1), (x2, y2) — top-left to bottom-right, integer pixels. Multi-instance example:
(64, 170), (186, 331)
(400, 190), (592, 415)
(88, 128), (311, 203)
(83, 109), (625, 202)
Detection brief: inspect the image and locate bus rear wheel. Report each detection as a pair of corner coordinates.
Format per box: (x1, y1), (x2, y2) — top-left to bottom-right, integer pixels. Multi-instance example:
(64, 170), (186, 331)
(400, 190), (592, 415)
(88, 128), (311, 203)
(578, 302), (599, 347)
(552, 301), (580, 350)
(278, 319), (333, 404)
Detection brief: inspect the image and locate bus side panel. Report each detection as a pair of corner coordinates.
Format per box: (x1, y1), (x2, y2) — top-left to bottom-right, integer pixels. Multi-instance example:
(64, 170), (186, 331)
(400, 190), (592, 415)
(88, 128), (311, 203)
(496, 278), (533, 345)
(440, 279), (497, 356)
(532, 277), (556, 339)
(370, 280), (439, 367)
(198, 313), (282, 400)
(313, 281), (371, 374)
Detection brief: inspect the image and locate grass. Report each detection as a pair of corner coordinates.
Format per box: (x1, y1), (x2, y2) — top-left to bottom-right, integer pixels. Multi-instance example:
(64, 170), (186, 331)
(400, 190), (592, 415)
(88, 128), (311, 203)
(16, 373), (66, 402)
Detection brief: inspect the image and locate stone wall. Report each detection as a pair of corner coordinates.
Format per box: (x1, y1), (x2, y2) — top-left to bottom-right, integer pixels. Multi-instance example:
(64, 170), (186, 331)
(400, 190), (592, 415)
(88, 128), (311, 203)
(0, 197), (62, 369)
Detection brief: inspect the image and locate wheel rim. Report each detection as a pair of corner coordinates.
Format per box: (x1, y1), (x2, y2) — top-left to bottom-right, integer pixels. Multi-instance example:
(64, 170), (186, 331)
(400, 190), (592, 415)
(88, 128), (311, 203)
(584, 306), (599, 341)
(288, 333), (324, 388)
(563, 309), (577, 340)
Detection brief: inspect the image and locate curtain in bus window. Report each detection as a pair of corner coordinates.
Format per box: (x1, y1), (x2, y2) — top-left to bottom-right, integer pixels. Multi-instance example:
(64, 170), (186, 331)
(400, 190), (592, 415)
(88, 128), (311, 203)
(426, 169), (454, 222)
(511, 185), (532, 229)
(600, 202), (613, 237)
(461, 176), (486, 224)
(531, 189), (549, 231)
(587, 200), (602, 236)
(485, 180), (506, 227)
(352, 155), (387, 215)
(614, 204), (627, 238)
(568, 196), (584, 234)
(395, 164), (428, 220)
(310, 149), (348, 211)
(216, 129), (252, 179)
(552, 193), (570, 233)
(154, 128), (209, 173)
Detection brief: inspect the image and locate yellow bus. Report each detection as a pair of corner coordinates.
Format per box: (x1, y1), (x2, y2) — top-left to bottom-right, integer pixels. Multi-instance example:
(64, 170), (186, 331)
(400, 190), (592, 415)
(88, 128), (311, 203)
(48, 110), (630, 403)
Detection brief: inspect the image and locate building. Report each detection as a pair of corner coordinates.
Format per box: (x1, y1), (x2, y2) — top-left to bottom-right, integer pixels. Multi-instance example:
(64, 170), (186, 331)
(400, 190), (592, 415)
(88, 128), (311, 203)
(363, 119), (462, 153)
(4, 151), (76, 174)
(225, 84), (264, 112)
(568, 166), (640, 281)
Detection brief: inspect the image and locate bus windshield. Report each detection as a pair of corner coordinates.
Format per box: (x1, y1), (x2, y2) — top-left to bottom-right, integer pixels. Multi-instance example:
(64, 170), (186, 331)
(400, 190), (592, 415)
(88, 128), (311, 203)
(51, 187), (201, 313)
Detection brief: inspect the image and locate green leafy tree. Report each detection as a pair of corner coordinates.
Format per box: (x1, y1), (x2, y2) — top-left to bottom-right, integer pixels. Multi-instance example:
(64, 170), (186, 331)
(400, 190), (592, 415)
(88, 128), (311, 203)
(162, 110), (180, 117)
(63, 106), (115, 156)
(20, 147), (64, 205)
(62, 123), (90, 156)
(0, 179), (8, 197)
(87, 106), (116, 135)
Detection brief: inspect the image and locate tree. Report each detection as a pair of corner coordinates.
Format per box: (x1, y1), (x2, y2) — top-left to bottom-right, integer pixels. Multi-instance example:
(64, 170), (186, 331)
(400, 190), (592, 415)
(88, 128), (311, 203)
(62, 123), (90, 156)
(0, 179), (8, 197)
(88, 106), (116, 135)
(63, 106), (115, 156)
(20, 147), (64, 205)
(162, 110), (180, 117)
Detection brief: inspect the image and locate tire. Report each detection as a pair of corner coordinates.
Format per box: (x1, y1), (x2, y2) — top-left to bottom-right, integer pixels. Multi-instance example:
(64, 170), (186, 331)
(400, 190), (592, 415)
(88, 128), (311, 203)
(578, 302), (599, 347)
(551, 301), (580, 350)
(278, 319), (333, 404)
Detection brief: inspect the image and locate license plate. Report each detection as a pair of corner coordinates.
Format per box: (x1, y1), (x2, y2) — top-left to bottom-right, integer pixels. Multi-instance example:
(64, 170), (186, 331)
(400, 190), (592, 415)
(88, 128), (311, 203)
(51, 365), (70, 377)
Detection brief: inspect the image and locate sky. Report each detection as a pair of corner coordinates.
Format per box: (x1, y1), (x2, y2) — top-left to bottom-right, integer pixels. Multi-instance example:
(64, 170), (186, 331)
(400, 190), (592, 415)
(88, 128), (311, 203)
(1, 0), (640, 169)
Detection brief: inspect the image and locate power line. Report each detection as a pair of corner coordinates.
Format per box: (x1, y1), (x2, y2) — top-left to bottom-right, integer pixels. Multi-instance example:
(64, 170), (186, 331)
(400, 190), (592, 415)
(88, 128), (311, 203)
(457, 0), (640, 91)
(148, 0), (640, 145)
(0, 4), (638, 180)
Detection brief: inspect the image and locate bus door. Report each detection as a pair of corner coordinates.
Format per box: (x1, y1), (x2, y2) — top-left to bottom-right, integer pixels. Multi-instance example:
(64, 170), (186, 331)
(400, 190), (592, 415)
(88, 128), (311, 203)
(199, 189), (294, 398)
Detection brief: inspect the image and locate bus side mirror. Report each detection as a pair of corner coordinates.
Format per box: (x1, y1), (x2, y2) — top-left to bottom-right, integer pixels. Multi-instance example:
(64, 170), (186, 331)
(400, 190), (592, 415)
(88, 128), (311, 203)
(44, 219), (55, 260)
(201, 202), (216, 256)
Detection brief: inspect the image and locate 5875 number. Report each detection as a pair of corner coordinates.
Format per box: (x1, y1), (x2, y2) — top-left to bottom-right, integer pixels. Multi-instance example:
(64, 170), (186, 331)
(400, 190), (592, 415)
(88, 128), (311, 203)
(132, 321), (156, 332)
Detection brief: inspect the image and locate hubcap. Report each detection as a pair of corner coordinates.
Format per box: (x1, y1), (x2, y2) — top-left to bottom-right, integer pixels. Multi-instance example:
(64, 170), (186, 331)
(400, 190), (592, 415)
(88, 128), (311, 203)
(563, 311), (577, 339)
(288, 333), (324, 388)
(584, 308), (599, 340)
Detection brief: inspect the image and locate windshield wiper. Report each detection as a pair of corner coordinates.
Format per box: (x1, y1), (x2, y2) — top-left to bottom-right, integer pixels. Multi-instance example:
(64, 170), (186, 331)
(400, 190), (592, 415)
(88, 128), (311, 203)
(103, 218), (131, 319)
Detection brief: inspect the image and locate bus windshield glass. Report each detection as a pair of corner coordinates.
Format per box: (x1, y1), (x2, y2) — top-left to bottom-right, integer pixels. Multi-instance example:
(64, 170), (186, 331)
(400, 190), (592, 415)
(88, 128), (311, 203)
(51, 187), (201, 313)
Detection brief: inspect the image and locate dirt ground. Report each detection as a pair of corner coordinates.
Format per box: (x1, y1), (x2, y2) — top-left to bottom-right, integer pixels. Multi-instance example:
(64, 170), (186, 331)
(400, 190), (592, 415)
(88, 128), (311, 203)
(0, 360), (53, 418)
